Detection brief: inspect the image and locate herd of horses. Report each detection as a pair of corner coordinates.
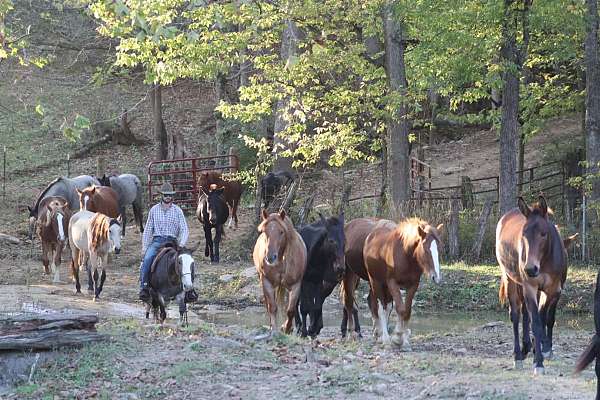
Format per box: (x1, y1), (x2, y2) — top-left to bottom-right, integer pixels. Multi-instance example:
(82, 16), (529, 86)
(24, 171), (600, 392)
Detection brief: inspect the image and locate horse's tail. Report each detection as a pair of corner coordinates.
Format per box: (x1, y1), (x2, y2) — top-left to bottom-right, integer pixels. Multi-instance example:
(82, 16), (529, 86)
(575, 271), (600, 374)
(498, 274), (508, 306)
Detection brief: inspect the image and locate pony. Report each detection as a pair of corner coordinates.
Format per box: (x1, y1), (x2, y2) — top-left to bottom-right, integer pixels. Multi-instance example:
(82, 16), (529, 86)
(27, 175), (99, 239)
(575, 271), (600, 400)
(496, 195), (577, 374)
(196, 185), (229, 263)
(260, 170), (295, 209)
(36, 196), (71, 283)
(198, 171), (243, 229)
(253, 209), (307, 335)
(97, 173), (144, 236)
(68, 210), (122, 299)
(77, 185), (120, 220)
(295, 212), (346, 338)
(144, 243), (197, 325)
(362, 218), (442, 348)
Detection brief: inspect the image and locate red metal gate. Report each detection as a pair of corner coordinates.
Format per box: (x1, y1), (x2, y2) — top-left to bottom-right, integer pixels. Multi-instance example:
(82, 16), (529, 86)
(147, 154), (239, 212)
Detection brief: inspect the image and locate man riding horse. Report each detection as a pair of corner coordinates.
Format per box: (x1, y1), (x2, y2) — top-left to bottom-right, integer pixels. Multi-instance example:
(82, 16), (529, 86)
(139, 182), (189, 302)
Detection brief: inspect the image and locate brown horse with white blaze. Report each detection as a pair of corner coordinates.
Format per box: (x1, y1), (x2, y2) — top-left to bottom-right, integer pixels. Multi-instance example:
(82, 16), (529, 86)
(363, 218), (443, 348)
(253, 209), (307, 335)
(36, 196), (71, 283)
(77, 186), (119, 219)
(496, 195), (577, 374)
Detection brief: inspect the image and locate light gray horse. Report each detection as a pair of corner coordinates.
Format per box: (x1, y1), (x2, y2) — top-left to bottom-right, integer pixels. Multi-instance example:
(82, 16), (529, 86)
(98, 174), (144, 237)
(28, 175), (100, 239)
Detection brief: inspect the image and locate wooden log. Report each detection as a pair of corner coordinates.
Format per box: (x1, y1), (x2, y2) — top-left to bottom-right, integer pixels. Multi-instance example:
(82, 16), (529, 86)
(0, 313), (99, 335)
(469, 199), (494, 263)
(0, 329), (105, 351)
(0, 233), (21, 245)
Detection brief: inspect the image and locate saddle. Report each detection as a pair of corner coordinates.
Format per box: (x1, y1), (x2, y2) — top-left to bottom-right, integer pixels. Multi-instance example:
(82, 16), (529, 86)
(148, 242), (198, 303)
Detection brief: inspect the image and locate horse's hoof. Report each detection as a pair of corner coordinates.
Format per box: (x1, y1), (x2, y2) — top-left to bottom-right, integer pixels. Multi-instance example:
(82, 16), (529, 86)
(542, 350), (553, 360)
(514, 360), (524, 369)
(534, 366), (545, 376)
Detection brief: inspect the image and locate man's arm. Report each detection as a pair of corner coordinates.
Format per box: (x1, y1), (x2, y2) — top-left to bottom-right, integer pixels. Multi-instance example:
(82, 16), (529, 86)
(142, 207), (155, 253)
(177, 207), (189, 248)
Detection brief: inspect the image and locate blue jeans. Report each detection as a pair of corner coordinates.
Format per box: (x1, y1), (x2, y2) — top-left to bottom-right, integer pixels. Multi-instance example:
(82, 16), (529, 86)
(140, 236), (173, 290)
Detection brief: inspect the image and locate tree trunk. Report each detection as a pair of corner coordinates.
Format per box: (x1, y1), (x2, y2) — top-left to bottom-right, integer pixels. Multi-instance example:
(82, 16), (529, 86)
(152, 84), (168, 160)
(586, 0), (600, 201)
(469, 199), (494, 262)
(383, 1), (411, 209)
(376, 140), (388, 217)
(518, 129), (525, 194)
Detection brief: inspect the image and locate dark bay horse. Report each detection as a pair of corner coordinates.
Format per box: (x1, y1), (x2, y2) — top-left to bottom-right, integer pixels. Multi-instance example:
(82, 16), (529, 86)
(98, 173), (144, 236)
(145, 243), (197, 325)
(363, 218), (443, 348)
(575, 271), (600, 400)
(196, 185), (229, 263)
(198, 171), (242, 229)
(260, 170), (295, 209)
(496, 196), (577, 374)
(28, 175), (99, 239)
(77, 186), (120, 220)
(295, 213), (346, 338)
(253, 209), (307, 335)
(36, 196), (71, 283)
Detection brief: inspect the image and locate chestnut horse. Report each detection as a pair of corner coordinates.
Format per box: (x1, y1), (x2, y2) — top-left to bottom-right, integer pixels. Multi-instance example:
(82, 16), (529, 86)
(362, 218), (443, 348)
(253, 209), (307, 335)
(36, 196), (71, 283)
(77, 186), (119, 219)
(198, 171), (243, 229)
(496, 196), (577, 374)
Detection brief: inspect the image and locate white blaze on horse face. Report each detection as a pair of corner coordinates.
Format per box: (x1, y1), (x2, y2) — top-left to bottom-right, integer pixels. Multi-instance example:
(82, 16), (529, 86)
(83, 195), (89, 210)
(109, 223), (122, 252)
(179, 254), (194, 291)
(430, 240), (442, 284)
(56, 213), (65, 241)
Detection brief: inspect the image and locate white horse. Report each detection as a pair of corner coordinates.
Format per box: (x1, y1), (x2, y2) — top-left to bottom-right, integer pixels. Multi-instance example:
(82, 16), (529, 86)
(69, 210), (121, 300)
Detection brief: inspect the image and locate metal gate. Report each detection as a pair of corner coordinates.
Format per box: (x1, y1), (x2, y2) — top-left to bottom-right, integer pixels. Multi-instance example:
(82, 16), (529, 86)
(147, 154), (239, 212)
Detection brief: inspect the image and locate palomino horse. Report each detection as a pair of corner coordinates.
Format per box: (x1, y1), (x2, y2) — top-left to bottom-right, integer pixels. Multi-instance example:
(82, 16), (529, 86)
(196, 184), (229, 263)
(69, 210), (122, 299)
(36, 196), (71, 283)
(496, 196), (577, 374)
(28, 175), (99, 239)
(97, 173), (144, 236)
(363, 218), (442, 348)
(144, 243), (197, 325)
(77, 186), (119, 219)
(575, 271), (600, 400)
(253, 209), (307, 335)
(198, 171), (242, 229)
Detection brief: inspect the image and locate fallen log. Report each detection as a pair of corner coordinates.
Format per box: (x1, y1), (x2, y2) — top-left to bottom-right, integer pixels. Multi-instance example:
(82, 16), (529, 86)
(0, 233), (20, 245)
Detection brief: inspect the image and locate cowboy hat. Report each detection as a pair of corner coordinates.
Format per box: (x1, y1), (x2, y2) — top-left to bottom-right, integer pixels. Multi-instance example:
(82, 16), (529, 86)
(158, 182), (176, 195)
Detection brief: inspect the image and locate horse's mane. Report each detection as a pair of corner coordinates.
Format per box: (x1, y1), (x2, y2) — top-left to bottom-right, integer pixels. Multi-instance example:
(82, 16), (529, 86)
(395, 217), (429, 251)
(258, 213), (294, 239)
(31, 177), (65, 213)
(89, 213), (110, 252)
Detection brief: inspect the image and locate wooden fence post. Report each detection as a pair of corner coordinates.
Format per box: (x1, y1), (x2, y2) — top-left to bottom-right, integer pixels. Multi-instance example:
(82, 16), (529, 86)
(460, 176), (474, 209)
(448, 190), (461, 260)
(468, 199), (493, 263)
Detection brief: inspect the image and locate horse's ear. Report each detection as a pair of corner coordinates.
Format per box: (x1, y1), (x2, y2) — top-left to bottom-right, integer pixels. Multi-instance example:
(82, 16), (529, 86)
(538, 195), (548, 217)
(418, 225), (427, 240)
(319, 212), (326, 224)
(90, 186), (96, 194)
(517, 197), (531, 217)
(76, 188), (82, 195)
(117, 215), (123, 224)
(27, 205), (32, 213)
(563, 233), (579, 249)
(436, 223), (444, 233)
(261, 208), (269, 220)
(279, 209), (286, 220)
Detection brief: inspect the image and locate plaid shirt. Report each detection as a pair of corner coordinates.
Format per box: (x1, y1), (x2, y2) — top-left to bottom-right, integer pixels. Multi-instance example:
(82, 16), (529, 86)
(142, 202), (189, 252)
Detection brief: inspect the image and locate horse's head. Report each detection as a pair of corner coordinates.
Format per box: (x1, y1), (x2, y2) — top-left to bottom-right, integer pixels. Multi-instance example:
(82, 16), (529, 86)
(321, 212), (346, 278)
(415, 221), (444, 284)
(258, 209), (289, 266)
(207, 185), (226, 225)
(108, 216), (122, 254)
(518, 196), (551, 278)
(77, 186), (96, 211)
(98, 174), (111, 187)
(178, 252), (195, 292)
(44, 201), (70, 243)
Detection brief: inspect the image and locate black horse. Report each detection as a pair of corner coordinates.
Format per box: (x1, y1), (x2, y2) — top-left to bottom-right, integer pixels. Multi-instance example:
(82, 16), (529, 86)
(295, 212), (359, 338)
(196, 186), (229, 263)
(145, 243), (198, 325)
(260, 170), (295, 208)
(576, 271), (600, 399)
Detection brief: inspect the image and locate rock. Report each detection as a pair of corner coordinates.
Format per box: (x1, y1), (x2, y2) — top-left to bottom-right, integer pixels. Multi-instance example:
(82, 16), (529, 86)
(370, 383), (388, 396)
(241, 267), (257, 278)
(219, 274), (235, 283)
(481, 321), (504, 330)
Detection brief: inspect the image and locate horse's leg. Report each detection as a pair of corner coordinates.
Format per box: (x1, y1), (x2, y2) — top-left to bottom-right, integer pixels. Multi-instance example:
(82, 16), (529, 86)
(177, 292), (187, 326)
(214, 224), (223, 263)
(507, 279), (525, 368)
(541, 292), (560, 359)
(341, 270), (359, 338)
(521, 300), (532, 358)
(523, 283), (545, 374)
(261, 278), (278, 335)
(204, 224), (214, 262)
(283, 282), (302, 334)
(96, 264), (107, 299)
(42, 241), (50, 275)
(233, 199), (239, 229)
(71, 248), (81, 293)
(51, 244), (61, 283)
(119, 206), (127, 238)
(368, 281), (389, 345)
(392, 282), (417, 350)
(227, 202), (234, 229)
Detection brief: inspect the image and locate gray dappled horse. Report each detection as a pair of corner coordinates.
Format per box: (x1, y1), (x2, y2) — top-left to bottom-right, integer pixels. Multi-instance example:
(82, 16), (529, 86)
(28, 175), (100, 239)
(98, 174), (144, 237)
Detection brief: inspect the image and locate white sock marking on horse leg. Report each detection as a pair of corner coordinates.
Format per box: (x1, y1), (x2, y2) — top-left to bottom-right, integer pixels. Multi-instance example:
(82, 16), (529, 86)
(56, 213), (65, 241)
(378, 299), (390, 345)
(228, 217), (233, 229)
(431, 240), (441, 282)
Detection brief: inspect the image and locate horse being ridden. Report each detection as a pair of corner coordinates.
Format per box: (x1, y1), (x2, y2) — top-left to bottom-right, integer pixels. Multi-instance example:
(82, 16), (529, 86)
(198, 171), (242, 229)
(575, 271), (600, 400)
(196, 185), (229, 263)
(496, 196), (577, 374)
(98, 173), (144, 236)
(69, 210), (122, 299)
(28, 175), (99, 239)
(254, 209), (307, 335)
(36, 196), (71, 283)
(295, 212), (346, 338)
(363, 218), (442, 348)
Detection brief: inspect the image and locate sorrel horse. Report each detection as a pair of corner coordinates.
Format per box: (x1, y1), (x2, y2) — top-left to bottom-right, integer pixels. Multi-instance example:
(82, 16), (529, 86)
(496, 196), (577, 374)
(253, 209), (307, 335)
(36, 196), (71, 283)
(363, 218), (442, 348)
(97, 173), (144, 236)
(196, 185), (229, 263)
(77, 186), (120, 219)
(69, 210), (122, 299)
(198, 171), (242, 229)
(575, 271), (600, 400)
